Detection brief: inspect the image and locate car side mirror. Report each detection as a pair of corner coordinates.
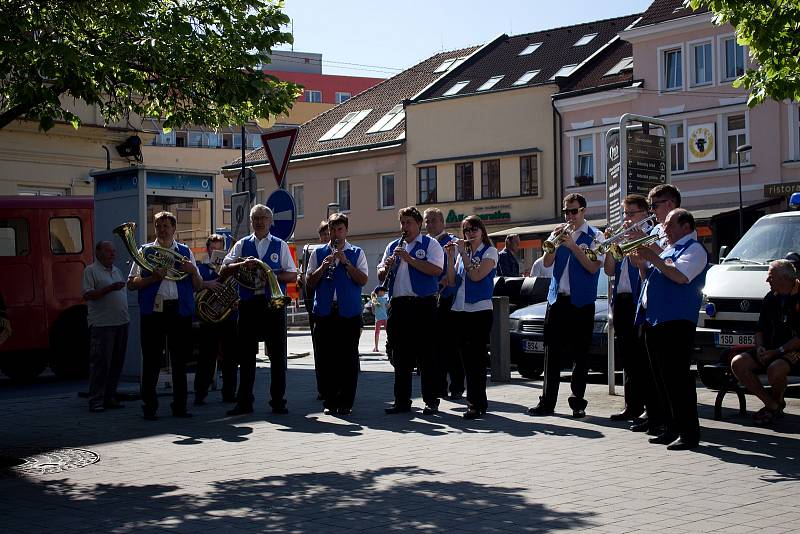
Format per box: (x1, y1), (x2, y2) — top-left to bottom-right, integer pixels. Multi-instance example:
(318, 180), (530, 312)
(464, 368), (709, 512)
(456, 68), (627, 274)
(719, 245), (729, 260)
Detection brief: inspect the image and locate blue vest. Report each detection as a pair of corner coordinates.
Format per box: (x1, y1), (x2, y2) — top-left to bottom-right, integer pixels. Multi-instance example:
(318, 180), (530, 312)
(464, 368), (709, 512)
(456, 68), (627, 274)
(138, 242), (195, 316)
(312, 244), (364, 318)
(387, 235), (439, 298)
(239, 235), (287, 301)
(612, 257), (642, 306)
(547, 227), (599, 307)
(640, 239), (708, 326)
(456, 245), (496, 304)
(437, 233), (457, 299)
(197, 262), (218, 282)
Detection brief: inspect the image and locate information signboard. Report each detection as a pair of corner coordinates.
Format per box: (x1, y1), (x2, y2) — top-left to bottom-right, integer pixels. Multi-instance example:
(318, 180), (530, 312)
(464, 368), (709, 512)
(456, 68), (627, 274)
(606, 130), (621, 227)
(626, 130), (667, 194)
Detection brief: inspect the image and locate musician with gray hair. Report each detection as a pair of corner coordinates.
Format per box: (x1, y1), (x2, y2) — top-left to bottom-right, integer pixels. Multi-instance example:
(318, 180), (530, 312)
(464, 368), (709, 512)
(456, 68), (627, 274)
(730, 259), (800, 425)
(222, 204), (297, 416)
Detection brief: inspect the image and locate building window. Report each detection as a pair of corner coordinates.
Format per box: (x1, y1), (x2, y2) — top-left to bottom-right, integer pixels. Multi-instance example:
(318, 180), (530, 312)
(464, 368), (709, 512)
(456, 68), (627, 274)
(418, 167), (437, 204)
(727, 114), (748, 166)
(692, 41), (713, 86)
(223, 189), (232, 226)
(669, 123), (686, 173)
(18, 186), (67, 196)
(367, 104), (405, 133)
(519, 42), (542, 55)
(379, 173), (395, 209)
(248, 134), (263, 149)
(305, 90), (322, 103)
(188, 131), (203, 147)
(336, 178), (350, 212)
(604, 57), (634, 77)
(156, 130), (176, 146)
(512, 70), (540, 86)
(574, 33), (597, 46)
(49, 217), (83, 254)
(232, 133), (242, 149)
(206, 133), (222, 148)
(455, 163), (474, 201)
(520, 155), (539, 196)
(481, 159), (500, 199)
(550, 64), (577, 80)
(443, 81), (470, 96)
(319, 109), (372, 141)
(335, 92), (351, 104)
(723, 37), (745, 81)
(477, 75), (504, 91)
(576, 135), (594, 184)
(663, 48), (683, 90)
(292, 184), (304, 218)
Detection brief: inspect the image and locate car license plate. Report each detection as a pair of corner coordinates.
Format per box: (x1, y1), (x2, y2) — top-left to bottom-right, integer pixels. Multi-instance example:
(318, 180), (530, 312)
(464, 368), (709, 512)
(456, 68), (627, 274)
(715, 333), (754, 347)
(523, 340), (544, 353)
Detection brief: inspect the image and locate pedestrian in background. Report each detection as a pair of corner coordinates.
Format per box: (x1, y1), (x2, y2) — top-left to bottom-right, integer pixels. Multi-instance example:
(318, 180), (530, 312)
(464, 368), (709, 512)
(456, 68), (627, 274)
(371, 286), (389, 352)
(496, 234), (521, 277)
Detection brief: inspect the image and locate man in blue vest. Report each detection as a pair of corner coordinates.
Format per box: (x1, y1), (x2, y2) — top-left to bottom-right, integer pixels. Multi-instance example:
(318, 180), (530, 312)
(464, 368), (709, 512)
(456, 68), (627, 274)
(379, 206), (444, 415)
(305, 213), (369, 415)
(221, 204), (297, 416)
(632, 208), (708, 451)
(127, 211), (204, 420)
(424, 207), (464, 400)
(529, 193), (603, 418)
(604, 195), (651, 423)
(194, 233), (238, 405)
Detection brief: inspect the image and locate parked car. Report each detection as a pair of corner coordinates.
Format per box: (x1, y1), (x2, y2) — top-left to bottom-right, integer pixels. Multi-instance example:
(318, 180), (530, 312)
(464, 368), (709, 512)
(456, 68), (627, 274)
(509, 271), (615, 379)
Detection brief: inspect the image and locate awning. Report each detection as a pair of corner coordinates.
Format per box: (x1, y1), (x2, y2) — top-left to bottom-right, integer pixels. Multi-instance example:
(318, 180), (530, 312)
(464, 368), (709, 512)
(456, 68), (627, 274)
(489, 218), (608, 239)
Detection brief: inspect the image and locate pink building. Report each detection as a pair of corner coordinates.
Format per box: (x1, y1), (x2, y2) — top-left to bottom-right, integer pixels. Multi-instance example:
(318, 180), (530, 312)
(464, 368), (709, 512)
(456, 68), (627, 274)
(554, 0), (800, 256)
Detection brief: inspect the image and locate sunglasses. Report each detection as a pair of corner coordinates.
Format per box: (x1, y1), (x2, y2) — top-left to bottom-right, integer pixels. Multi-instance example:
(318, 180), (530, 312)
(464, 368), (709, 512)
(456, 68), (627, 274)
(623, 209), (645, 216)
(561, 208), (583, 215)
(463, 227), (480, 233)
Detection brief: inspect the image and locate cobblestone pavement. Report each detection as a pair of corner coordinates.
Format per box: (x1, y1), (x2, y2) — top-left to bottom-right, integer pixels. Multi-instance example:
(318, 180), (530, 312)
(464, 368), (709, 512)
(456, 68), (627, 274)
(1, 330), (799, 533)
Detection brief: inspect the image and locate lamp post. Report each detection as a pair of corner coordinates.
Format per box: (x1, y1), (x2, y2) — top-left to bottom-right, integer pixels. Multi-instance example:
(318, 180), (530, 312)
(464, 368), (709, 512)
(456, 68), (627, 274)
(736, 143), (752, 240)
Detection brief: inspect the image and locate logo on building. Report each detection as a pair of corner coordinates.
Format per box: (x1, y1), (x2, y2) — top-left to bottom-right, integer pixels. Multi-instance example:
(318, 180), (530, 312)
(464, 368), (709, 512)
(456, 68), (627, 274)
(688, 123), (716, 163)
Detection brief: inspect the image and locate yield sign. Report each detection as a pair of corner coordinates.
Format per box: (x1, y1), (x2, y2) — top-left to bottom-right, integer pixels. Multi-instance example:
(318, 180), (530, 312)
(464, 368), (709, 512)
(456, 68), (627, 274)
(261, 127), (298, 189)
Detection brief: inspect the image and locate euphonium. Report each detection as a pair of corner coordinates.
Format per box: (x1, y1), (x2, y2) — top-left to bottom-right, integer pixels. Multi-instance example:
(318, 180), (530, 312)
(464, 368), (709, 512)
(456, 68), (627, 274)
(542, 224), (573, 254)
(195, 275), (240, 323)
(113, 221), (190, 281)
(237, 257), (292, 309)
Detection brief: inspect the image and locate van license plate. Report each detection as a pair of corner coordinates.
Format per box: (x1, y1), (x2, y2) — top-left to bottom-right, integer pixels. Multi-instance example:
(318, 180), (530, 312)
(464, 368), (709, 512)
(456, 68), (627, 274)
(523, 340), (545, 353)
(715, 333), (754, 347)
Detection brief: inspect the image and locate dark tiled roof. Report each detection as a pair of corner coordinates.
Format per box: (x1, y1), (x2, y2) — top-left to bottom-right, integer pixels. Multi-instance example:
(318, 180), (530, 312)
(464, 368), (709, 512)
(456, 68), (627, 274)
(556, 38), (635, 94)
(634, 0), (708, 27)
(229, 46), (479, 167)
(419, 14), (640, 100)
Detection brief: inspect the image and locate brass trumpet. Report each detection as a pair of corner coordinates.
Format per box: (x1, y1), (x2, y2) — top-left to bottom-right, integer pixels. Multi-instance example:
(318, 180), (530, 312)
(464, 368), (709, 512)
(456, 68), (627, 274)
(542, 224), (573, 254)
(606, 233), (662, 261)
(113, 221), (190, 281)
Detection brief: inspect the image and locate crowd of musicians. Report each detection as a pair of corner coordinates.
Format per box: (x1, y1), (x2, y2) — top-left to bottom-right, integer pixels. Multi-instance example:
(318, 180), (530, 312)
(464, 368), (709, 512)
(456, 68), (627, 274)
(82, 182), (798, 451)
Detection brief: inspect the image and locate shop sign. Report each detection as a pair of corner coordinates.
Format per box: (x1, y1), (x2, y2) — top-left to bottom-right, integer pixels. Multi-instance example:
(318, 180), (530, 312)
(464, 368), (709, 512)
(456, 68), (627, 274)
(764, 181), (800, 198)
(446, 208), (511, 224)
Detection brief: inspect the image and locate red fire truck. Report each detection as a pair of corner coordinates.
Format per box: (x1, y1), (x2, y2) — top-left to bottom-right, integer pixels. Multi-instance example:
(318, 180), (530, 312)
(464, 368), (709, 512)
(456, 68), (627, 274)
(0, 196), (94, 380)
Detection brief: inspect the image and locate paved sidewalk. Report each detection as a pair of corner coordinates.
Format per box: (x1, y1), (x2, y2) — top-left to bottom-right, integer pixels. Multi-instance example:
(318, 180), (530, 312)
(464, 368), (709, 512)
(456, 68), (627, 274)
(1, 330), (799, 533)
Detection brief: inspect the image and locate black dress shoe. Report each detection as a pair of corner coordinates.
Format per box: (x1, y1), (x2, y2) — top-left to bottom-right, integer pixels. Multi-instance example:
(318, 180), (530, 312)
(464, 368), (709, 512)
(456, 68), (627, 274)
(226, 405), (253, 416)
(527, 405), (554, 416)
(193, 398), (206, 406)
(449, 392), (464, 401)
(667, 437), (699, 451)
(422, 405), (439, 415)
(89, 406), (105, 413)
(646, 425), (666, 437)
(629, 421), (649, 432)
(337, 408), (352, 416)
(610, 410), (637, 421)
(323, 408), (337, 415)
(172, 411), (193, 418)
(271, 406), (289, 415)
(142, 413), (158, 421)
(649, 432), (678, 445)
(104, 401), (125, 409)
(384, 405), (411, 414)
(572, 409), (586, 419)
(463, 408), (484, 420)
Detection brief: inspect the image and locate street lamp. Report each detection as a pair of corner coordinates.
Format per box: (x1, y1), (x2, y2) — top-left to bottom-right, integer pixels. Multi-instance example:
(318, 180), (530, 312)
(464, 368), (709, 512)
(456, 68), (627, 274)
(736, 143), (752, 239)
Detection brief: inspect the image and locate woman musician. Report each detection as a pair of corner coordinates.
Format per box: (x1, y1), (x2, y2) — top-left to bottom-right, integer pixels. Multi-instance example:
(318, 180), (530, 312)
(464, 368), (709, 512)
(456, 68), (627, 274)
(445, 215), (498, 420)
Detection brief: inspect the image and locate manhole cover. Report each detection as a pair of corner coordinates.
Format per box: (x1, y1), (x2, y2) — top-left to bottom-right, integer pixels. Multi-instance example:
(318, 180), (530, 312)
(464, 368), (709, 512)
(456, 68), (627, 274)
(0, 448), (99, 477)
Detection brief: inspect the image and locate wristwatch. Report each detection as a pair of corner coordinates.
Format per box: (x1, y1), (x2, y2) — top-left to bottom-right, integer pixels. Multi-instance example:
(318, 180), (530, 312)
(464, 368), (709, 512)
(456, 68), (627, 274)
(778, 345), (785, 354)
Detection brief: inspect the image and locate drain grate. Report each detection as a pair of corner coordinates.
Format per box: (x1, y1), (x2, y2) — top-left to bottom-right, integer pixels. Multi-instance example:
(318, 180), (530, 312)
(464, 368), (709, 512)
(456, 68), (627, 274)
(0, 448), (100, 477)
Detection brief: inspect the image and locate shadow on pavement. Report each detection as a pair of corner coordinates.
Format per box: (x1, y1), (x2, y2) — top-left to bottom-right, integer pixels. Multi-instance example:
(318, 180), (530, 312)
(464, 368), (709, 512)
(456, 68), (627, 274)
(1, 466), (597, 532)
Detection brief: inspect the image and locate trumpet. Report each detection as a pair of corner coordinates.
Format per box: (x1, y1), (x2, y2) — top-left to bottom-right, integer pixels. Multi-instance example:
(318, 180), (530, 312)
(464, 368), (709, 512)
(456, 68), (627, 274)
(606, 233), (662, 261)
(583, 214), (657, 261)
(542, 224), (573, 254)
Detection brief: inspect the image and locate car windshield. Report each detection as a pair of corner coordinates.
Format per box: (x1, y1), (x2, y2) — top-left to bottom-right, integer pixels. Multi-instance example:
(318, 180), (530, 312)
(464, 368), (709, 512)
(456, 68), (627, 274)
(723, 216), (800, 264)
(597, 269), (609, 298)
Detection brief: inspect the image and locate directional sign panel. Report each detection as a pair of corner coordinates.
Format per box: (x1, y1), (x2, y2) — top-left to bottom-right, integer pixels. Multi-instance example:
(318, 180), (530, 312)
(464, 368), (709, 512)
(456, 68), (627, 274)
(261, 128), (298, 189)
(231, 192), (251, 242)
(265, 189), (296, 241)
(626, 130), (667, 194)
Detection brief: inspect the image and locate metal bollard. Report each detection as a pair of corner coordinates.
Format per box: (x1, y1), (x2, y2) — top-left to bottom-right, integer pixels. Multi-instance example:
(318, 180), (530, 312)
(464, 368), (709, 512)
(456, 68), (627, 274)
(490, 296), (511, 382)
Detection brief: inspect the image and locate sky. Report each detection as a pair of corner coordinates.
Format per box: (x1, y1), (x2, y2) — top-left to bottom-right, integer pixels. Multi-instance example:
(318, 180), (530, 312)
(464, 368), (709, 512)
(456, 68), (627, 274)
(276, 0), (654, 78)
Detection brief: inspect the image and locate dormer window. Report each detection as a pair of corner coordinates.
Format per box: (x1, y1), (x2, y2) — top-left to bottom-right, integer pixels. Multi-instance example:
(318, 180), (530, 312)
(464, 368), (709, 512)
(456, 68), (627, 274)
(574, 33), (597, 46)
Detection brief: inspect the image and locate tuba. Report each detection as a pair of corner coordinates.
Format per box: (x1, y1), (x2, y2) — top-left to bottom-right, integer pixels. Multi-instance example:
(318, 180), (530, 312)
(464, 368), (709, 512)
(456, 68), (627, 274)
(195, 275), (240, 323)
(113, 221), (190, 281)
(236, 257), (292, 309)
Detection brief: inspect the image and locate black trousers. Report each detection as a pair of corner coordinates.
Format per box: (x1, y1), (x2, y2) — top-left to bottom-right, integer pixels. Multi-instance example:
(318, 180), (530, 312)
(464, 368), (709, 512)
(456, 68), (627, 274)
(140, 302), (192, 415)
(236, 296), (287, 409)
(194, 318), (238, 401)
(306, 295), (323, 397)
(612, 294), (648, 416)
(453, 310), (493, 412)
(386, 295), (438, 408)
(540, 295), (595, 411)
(644, 320), (700, 441)
(314, 310), (362, 410)
(436, 295), (465, 396)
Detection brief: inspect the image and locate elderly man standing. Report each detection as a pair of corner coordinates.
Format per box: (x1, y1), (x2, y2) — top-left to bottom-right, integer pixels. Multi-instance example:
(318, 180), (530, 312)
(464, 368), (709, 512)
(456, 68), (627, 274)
(496, 234), (521, 277)
(83, 241), (130, 413)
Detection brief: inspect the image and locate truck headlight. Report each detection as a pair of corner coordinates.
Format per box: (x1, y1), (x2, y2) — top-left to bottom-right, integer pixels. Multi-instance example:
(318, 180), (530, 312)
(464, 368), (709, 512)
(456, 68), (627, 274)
(508, 318), (520, 332)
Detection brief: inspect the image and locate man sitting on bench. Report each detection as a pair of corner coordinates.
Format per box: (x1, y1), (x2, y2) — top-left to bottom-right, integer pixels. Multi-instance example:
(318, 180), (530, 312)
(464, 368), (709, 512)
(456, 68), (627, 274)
(731, 259), (800, 425)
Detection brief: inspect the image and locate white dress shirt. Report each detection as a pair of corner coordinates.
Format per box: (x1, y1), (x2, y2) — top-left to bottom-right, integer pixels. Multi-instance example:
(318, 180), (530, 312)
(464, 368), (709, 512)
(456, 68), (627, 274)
(641, 233), (707, 309)
(378, 233), (444, 297)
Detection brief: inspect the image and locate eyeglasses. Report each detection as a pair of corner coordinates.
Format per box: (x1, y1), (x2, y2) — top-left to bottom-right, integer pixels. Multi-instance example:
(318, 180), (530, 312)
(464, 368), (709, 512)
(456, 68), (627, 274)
(562, 208), (583, 215)
(623, 209), (645, 216)
(463, 227), (480, 233)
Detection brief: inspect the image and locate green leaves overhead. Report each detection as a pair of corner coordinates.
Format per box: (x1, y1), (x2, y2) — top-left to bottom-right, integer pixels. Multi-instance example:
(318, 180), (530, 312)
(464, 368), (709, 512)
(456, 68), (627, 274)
(687, 0), (800, 107)
(0, 0), (302, 131)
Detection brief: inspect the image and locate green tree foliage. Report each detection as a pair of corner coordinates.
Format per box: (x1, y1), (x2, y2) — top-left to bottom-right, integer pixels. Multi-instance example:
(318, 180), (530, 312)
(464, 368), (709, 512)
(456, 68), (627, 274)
(0, 0), (302, 131)
(687, 0), (800, 107)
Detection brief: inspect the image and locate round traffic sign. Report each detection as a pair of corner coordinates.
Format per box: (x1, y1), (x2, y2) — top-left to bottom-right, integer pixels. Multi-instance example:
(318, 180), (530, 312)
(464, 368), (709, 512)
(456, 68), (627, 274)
(265, 189), (296, 241)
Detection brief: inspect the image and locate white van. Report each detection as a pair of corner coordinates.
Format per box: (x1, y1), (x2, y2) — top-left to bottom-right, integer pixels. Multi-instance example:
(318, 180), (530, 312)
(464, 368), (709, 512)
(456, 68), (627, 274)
(697, 209), (800, 364)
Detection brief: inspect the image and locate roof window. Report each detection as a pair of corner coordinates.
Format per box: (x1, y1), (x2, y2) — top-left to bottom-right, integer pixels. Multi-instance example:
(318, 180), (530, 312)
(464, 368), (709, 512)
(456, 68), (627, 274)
(518, 42), (542, 55)
(319, 109), (372, 141)
(512, 70), (541, 86)
(477, 75), (504, 91)
(367, 104), (405, 134)
(604, 57), (634, 77)
(434, 56), (468, 73)
(443, 80), (470, 96)
(574, 33), (597, 46)
(549, 64), (577, 80)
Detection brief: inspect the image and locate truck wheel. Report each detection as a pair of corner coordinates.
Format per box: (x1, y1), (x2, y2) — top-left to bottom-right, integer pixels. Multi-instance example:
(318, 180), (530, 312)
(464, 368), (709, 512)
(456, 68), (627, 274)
(0, 351), (48, 381)
(49, 305), (90, 379)
(516, 361), (542, 379)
